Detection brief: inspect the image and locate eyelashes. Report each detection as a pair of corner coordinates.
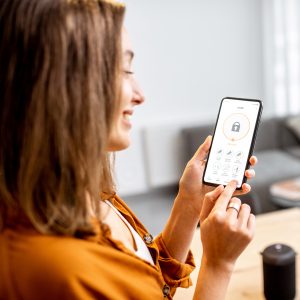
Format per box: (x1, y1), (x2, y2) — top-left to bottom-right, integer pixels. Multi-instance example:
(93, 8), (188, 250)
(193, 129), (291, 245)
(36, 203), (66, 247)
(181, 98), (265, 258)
(123, 70), (135, 79)
(123, 70), (134, 75)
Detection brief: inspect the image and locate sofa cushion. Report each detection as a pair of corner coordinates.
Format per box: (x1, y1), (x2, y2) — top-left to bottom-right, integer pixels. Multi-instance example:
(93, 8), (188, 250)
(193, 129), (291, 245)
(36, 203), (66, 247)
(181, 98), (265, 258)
(286, 146), (300, 159)
(286, 115), (300, 142)
(255, 117), (300, 151)
(250, 149), (300, 212)
(254, 118), (280, 151)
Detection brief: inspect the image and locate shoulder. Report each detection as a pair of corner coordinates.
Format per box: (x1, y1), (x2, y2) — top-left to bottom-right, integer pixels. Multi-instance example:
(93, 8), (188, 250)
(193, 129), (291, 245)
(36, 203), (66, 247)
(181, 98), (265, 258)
(2, 229), (165, 299)
(20, 234), (163, 299)
(23, 234), (110, 274)
(10, 232), (118, 299)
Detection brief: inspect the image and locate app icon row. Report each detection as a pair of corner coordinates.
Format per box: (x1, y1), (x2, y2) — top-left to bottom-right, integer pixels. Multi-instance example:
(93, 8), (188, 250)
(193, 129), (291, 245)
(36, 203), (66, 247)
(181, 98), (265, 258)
(212, 163), (241, 176)
(215, 149), (243, 161)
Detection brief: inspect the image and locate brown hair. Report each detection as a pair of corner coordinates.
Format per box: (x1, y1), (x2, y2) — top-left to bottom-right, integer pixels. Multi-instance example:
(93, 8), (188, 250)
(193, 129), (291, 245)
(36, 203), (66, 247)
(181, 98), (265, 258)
(0, 0), (125, 236)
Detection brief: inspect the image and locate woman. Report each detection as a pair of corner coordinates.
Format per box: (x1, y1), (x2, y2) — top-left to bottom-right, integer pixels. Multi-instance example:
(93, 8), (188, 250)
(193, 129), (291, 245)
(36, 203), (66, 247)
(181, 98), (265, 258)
(0, 0), (257, 299)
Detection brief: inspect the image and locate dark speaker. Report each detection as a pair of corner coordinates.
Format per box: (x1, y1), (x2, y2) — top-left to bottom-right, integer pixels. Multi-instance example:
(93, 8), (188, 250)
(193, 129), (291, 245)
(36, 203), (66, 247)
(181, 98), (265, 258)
(262, 243), (296, 300)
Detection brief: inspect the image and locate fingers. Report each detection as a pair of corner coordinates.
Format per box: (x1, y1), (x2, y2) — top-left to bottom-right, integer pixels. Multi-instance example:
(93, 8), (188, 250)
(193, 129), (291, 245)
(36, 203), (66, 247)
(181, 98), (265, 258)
(192, 135), (212, 162)
(242, 183), (251, 192)
(245, 169), (255, 179)
(200, 196), (255, 268)
(249, 156), (258, 166)
(234, 168), (255, 197)
(213, 180), (237, 211)
(200, 185), (224, 222)
(244, 156), (257, 182)
(234, 183), (251, 196)
(247, 213), (256, 232)
(236, 156), (256, 196)
(226, 197), (241, 221)
(227, 201), (255, 239)
(237, 203), (251, 228)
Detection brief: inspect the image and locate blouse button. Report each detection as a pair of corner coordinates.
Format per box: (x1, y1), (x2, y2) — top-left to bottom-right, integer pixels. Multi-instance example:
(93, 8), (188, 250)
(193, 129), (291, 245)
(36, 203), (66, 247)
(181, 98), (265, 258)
(143, 234), (153, 245)
(162, 284), (170, 297)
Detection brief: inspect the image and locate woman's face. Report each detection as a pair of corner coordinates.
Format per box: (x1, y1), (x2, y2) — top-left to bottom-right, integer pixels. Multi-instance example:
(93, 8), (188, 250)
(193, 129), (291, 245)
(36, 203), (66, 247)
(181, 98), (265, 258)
(107, 29), (144, 151)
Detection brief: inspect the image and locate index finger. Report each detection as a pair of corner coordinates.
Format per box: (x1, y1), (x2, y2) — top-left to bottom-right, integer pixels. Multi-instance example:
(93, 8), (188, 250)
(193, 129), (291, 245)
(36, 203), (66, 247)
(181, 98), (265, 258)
(213, 180), (237, 211)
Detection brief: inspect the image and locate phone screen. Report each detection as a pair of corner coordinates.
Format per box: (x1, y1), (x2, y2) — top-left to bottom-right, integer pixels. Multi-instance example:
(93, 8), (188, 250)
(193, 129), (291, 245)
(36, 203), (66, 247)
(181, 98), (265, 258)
(203, 97), (262, 189)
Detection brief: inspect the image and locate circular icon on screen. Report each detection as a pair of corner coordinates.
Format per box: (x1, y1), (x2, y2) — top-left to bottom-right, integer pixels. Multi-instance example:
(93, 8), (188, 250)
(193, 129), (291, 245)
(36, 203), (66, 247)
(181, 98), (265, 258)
(223, 113), (250, 141)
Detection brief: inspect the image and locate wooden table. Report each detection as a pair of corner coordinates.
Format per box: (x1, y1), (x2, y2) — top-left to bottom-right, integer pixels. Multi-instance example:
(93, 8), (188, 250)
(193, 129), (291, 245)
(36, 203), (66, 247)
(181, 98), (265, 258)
(175, 208), (300, 300)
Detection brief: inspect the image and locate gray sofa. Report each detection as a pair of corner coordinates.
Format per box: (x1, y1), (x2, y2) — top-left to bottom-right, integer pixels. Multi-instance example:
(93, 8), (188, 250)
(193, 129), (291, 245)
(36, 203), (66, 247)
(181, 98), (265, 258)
(182, 117), (300, 214)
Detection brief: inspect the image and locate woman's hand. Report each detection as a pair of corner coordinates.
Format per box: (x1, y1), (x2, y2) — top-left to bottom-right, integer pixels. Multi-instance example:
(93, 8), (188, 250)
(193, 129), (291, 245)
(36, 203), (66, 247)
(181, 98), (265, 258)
(193, 181), (255, 300)
(162, 136), (257, 263)
(200, 181), (255, 271)
(177, 135), (257, 216)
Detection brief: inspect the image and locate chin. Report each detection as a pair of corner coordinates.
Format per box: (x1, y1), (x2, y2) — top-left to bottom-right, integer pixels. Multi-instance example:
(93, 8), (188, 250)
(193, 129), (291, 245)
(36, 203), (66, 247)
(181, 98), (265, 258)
(116, 139), (130, 151)
(107, 137), (131, 152)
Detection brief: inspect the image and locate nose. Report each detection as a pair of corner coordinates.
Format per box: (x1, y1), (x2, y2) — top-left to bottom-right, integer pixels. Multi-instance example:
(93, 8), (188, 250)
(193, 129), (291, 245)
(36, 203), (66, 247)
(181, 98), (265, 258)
(132, 78), (145, 105)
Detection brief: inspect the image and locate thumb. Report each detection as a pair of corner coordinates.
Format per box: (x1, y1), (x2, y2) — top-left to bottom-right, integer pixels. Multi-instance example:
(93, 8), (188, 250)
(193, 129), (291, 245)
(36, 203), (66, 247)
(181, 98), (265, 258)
(200, 185), (224, 222)
(192, 135), (212, 162)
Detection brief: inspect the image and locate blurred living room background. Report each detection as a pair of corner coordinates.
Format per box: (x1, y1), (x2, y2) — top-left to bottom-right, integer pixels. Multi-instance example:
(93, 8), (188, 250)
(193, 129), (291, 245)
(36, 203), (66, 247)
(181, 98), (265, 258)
(115, 0), (300, 235)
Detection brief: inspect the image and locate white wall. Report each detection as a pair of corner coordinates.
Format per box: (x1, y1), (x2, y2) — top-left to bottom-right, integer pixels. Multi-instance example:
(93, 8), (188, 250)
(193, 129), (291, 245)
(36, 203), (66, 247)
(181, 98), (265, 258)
(115, 0), (265, 195)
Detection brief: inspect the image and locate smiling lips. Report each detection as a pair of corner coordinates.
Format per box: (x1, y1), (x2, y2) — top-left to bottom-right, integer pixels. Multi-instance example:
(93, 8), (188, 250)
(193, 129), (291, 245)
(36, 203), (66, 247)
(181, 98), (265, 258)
(123, 114), (131, 121)
(122, 110), (133, 127)
(123, 110), (133, 121)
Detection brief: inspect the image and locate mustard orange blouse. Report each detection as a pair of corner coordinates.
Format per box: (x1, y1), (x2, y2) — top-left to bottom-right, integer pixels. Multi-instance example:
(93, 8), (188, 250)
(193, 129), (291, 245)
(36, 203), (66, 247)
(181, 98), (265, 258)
(0, 195), (195, 299)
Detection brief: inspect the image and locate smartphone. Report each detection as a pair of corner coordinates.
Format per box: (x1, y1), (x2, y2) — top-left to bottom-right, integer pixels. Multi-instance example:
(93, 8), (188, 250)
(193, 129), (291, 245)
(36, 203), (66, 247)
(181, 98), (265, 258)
(203, 97), (263, 189)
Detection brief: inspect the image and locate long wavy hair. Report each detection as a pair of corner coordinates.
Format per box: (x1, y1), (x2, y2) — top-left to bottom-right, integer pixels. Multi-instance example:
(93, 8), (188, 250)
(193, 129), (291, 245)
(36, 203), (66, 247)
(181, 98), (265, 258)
(0, 0), (125, 236)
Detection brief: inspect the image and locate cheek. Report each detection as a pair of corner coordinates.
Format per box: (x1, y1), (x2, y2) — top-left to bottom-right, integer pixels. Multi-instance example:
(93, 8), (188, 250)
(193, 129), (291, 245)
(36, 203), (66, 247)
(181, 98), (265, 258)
(120, 79), (132, 106)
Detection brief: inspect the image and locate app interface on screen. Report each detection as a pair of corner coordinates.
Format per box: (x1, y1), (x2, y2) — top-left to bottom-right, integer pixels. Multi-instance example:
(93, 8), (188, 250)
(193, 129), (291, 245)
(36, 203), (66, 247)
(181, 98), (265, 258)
(204, 99), (260, 188)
